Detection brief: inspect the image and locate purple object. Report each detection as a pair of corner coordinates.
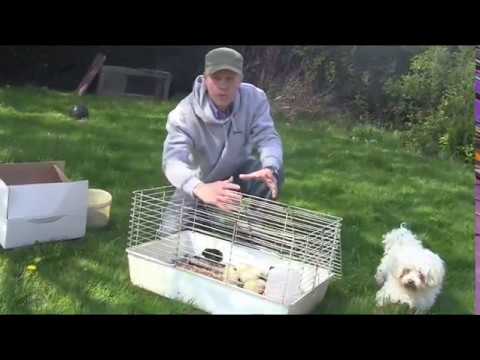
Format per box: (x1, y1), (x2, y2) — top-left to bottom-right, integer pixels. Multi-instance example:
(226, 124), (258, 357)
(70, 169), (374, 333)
(476, 179), (480, 314)
(475, 100), (480, 126)
(475, 69), (479, 314)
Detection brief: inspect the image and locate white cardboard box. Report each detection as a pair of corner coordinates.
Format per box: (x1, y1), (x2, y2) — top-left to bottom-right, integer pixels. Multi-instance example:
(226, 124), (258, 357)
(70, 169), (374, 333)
(0, 161), (88, 249)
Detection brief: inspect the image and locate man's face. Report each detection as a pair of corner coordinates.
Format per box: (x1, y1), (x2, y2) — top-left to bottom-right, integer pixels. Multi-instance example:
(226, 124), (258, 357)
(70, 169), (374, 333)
(204, 70), (242, 110)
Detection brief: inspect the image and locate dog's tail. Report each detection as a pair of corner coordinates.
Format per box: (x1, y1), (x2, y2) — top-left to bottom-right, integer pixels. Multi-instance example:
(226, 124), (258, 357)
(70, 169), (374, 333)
(400, 222), (409, 230)
(382, 224), (422, 253)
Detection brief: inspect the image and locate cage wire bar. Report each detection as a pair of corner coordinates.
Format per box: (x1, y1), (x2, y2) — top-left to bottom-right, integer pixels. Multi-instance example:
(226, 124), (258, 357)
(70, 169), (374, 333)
(127, 185), (342, 306)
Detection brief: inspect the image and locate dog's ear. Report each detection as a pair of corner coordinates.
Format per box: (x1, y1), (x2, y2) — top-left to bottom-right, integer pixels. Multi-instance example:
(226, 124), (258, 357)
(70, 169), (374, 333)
(419, 270), (427, 286)
(426, 270), (437, 287)
(425, 259), (445, 287)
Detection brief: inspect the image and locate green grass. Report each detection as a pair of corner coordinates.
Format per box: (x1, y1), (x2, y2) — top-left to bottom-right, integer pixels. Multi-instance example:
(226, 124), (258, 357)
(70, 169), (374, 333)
(0, 86), (474, 314)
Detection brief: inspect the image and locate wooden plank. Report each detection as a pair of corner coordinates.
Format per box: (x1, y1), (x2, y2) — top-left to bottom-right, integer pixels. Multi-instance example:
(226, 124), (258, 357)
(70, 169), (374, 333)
(76, 53), (107, 96)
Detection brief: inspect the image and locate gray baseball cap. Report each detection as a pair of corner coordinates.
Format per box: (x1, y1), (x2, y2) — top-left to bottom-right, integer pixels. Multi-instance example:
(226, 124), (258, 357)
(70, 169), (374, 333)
(205, 47), (243, 76)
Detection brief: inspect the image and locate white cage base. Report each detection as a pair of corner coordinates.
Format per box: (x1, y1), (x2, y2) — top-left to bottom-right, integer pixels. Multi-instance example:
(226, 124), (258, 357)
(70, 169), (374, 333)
(126, 231), (333, 314)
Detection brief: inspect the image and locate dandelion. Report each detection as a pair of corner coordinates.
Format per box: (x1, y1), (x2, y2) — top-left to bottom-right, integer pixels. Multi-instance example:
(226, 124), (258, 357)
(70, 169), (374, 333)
(26, 264), (37, 273)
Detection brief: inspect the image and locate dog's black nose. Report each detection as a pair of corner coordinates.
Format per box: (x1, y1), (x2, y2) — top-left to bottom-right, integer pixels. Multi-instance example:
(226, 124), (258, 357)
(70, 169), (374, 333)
(407, 280), (416, 289)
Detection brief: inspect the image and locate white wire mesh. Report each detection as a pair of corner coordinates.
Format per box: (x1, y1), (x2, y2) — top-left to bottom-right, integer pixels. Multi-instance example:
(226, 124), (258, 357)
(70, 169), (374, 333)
(127, 185), (342, 305)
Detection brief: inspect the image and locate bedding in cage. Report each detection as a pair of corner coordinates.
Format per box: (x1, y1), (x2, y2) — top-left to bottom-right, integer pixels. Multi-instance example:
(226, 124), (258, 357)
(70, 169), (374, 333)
(126, 186), (342, 314)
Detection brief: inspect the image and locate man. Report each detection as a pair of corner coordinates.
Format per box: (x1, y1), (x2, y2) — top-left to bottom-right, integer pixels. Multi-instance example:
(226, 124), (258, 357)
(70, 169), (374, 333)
(162, 47), (284, 212)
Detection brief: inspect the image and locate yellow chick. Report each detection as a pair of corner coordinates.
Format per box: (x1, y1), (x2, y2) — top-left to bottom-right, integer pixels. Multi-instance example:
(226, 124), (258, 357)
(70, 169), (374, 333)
(243, 279), (266, 294)
(237, 264), (265, 283)
(223, 265), (240, 285)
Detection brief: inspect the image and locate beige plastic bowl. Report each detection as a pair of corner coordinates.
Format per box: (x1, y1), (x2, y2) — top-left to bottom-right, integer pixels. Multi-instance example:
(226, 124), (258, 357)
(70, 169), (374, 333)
(87, 188), (112, 228)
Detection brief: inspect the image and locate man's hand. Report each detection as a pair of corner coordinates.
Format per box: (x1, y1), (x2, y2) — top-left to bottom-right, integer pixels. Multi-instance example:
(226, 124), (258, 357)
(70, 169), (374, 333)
(193, 177), (242, 212)
(239, 168), (278, 199)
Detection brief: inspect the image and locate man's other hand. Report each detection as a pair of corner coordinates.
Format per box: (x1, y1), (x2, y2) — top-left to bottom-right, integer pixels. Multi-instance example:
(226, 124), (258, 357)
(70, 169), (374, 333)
(238, 168), (278, 199)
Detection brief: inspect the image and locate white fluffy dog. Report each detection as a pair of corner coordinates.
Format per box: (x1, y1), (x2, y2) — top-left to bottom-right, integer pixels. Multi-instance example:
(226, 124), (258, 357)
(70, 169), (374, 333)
(375, 225), (446, 313)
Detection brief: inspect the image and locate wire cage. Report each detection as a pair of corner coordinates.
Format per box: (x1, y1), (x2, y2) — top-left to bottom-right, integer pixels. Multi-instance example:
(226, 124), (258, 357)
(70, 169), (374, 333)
(96, 66), (172, 101)
(126, 185), (342, 314)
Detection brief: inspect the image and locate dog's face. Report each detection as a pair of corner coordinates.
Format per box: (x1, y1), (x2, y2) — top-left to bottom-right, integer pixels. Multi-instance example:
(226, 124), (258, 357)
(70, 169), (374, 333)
(394, 253), (445, 291)
(397, 267), (427, 291)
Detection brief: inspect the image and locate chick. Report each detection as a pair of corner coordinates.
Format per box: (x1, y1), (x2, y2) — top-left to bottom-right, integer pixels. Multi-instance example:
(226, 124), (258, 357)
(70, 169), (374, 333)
(243, 279), (266, 294)
(237, 264), (265, 283)
(223, 265), (241, 285)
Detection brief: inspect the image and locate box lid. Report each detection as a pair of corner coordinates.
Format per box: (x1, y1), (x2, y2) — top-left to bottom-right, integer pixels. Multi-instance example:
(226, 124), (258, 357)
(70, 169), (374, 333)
(0, 161), (67, 186)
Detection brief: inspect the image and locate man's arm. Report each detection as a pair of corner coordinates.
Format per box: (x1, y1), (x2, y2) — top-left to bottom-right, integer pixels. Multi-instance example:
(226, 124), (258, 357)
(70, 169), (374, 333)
(249, 89), (284, 173)
(239, 89), (283, 199)
(162, 112), (203, 197)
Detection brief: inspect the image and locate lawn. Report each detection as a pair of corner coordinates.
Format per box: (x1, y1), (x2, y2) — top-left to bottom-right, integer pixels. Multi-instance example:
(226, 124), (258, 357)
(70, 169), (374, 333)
(0, 86), (474, 314)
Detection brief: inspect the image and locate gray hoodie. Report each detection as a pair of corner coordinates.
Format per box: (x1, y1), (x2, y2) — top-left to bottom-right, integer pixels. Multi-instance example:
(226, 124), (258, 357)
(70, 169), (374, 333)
(162, 75), (283, 198)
